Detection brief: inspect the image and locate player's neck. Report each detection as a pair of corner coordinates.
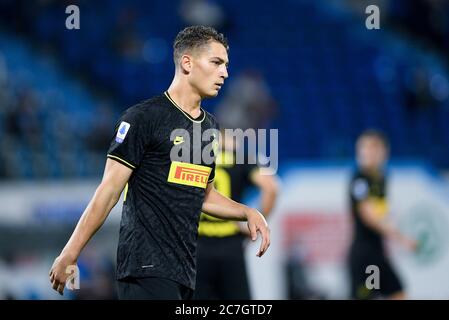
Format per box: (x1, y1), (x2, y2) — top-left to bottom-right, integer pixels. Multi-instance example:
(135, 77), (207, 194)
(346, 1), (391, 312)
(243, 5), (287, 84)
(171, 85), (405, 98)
(166, 80), (202, 117)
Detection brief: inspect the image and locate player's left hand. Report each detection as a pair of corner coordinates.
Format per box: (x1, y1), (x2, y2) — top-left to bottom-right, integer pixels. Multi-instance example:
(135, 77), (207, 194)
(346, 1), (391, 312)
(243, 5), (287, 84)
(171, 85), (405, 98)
(49, 253), (77, 295)
(245, 208), (270, 257)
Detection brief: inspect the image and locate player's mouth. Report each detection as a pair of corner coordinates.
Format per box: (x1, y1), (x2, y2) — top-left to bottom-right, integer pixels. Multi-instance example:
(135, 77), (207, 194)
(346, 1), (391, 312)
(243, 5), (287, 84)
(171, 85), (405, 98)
(215, 83), (223, 89)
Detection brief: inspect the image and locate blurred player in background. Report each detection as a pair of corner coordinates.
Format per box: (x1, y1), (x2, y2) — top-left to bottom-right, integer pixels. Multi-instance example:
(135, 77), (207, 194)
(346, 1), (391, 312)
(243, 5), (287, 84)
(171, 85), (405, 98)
(48, 25), (270, 300)
(348, 129), (417, 300)
(194, 129), (279, 299)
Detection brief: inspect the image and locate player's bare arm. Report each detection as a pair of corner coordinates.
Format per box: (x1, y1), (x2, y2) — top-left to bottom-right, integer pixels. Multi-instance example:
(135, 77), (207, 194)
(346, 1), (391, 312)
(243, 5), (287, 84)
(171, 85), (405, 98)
(202, 182), (270, 257)
(357, 200), (417, 251)
(250, 168), (279, 218)
(49, 159), (132, 295)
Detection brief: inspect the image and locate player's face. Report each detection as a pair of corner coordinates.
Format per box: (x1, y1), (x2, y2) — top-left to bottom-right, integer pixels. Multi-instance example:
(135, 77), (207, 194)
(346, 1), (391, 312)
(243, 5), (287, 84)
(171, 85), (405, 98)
(189, 41), (229, 98)
(356, 136), (388, 171)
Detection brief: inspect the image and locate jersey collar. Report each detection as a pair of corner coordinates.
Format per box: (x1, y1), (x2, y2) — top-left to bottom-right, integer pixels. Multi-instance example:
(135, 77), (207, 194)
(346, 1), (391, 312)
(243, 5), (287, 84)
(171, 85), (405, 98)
(164, 91), (206, 123)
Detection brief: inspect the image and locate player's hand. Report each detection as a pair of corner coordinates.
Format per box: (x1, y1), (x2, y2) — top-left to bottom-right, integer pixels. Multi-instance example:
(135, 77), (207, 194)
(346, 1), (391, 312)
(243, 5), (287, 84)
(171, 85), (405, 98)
(398, 234), (418, 252)
(245, 208), (270, 257)
(49, 254), (77, 296)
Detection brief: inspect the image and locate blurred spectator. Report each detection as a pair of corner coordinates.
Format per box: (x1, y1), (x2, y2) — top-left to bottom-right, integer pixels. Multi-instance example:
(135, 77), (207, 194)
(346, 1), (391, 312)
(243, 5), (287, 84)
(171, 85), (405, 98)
(387, 0), (449, 55)
(111, 7), (143, 61)
(7, 87), (44, 147)
(85, 101), (115, 154)
(397, 62), (449, 112)
(179, 0), (227, 30)
(215, 70), (278, 130)
(403, 65), (438, 111)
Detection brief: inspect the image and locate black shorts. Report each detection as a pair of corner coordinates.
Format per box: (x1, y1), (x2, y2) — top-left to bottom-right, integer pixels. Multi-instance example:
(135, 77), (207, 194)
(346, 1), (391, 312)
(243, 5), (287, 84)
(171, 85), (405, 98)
(348, 244), (403, 299)
(194, 234), (250, 300)
(116, 276), (193, 300)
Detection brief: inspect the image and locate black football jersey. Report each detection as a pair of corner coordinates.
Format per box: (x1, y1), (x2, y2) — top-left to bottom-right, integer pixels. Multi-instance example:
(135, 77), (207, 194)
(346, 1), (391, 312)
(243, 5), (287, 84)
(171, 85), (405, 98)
(107, 92), (219, 289)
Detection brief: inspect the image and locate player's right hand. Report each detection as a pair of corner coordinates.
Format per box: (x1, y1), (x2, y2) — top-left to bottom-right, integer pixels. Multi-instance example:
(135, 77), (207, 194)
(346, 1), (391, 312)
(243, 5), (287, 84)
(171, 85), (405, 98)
(246, 208), (271, 257)
(49, 254), (77, 296)
(398, 234), (418, 252)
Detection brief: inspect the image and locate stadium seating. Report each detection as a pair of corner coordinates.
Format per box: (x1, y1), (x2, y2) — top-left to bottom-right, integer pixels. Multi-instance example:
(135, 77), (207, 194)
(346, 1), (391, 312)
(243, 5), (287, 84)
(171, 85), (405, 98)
(0, 0), (447, 179)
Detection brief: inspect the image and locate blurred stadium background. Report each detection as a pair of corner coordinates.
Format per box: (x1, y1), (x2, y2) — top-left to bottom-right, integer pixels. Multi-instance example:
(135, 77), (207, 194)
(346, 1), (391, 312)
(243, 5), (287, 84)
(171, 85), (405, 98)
(0, 0), (449, 299)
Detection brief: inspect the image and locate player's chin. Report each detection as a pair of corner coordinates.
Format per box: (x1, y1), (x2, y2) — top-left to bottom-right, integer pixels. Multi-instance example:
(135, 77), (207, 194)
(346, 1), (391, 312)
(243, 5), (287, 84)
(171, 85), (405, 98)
(204, 89), (219, 98)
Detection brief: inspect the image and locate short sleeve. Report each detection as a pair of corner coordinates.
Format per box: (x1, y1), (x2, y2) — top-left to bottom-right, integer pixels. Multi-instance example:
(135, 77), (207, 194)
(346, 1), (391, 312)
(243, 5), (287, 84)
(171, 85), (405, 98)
(107, 110), (149, 169)
(351, 177), (370, 201)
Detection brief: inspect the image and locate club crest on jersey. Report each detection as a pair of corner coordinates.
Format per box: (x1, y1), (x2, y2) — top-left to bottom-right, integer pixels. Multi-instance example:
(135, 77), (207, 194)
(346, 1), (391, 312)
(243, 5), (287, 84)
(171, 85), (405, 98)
(116, 121), (130, 143)
(167, 161), (211, 189)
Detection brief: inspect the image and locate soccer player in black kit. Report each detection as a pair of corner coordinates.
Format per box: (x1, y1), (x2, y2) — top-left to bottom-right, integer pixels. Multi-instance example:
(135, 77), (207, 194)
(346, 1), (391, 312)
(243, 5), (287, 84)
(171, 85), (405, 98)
(348, 130), (417, 300)
(49, 26), (270, 300)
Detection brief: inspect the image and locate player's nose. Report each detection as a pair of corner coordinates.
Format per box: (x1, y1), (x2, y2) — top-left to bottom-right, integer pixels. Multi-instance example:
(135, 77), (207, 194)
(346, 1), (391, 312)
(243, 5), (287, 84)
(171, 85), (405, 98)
(220, 65), (228, 80)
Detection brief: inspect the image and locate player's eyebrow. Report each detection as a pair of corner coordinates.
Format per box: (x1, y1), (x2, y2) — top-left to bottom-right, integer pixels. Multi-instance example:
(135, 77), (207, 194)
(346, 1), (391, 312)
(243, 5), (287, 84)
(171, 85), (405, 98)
(212, 57), (229, 66)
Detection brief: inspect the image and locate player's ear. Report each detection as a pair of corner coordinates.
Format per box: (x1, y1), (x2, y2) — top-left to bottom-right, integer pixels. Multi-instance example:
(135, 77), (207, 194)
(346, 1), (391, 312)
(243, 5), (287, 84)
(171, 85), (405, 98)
(180, 54), (192, 74)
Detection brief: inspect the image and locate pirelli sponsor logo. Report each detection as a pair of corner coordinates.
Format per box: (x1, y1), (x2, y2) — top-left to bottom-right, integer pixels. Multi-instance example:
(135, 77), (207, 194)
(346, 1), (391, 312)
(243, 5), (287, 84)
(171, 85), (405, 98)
(167, 161), (212, 189)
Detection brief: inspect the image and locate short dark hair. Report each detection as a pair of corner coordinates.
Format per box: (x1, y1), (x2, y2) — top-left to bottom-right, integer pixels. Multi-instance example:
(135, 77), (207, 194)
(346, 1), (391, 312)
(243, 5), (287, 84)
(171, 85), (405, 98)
(358, 129), (389, 149)
(173, 25), (229, 66)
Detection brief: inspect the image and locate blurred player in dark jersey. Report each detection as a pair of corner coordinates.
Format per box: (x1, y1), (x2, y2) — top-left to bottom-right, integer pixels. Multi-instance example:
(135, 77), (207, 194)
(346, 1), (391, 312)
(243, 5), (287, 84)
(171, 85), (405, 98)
(194, 129), (279, 299)
(49, 26), (270, 300)
(348, 130), (417, 300)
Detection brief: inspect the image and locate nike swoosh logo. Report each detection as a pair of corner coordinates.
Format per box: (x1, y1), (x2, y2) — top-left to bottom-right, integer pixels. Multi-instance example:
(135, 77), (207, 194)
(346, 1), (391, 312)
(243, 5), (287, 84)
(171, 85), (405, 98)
(173, 137), (184, 145)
